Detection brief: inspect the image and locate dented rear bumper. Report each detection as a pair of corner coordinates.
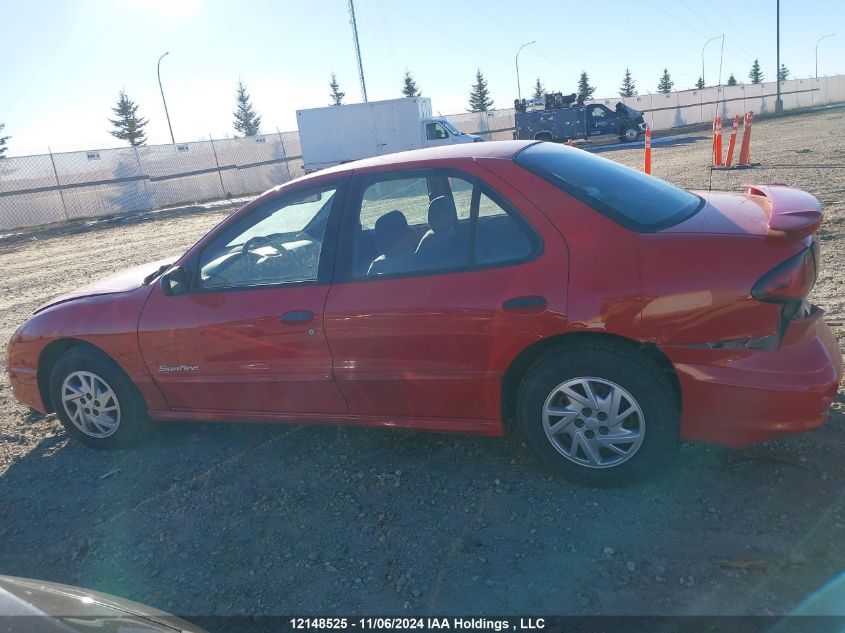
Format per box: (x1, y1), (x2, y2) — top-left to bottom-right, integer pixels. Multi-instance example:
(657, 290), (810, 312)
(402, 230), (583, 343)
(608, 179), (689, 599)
(661, 306), (843, 448)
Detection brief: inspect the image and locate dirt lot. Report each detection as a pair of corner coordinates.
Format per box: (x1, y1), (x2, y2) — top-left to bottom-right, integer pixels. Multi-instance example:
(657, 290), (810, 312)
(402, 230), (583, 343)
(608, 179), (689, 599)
(0, 108), (843, 619)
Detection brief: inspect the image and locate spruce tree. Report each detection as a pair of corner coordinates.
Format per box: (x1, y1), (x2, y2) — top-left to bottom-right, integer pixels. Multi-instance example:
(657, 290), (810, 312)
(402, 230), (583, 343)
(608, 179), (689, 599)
(402, 69), (421, 97)
(532, 77), (546, 100)
(577, 71), (596, 100)
(695, 76), (705, 89)
(749, 59), (764, 84)
(233, 80), (262, 136)
(657, 69), (674, 94)
(329, 73), (345, 106)
(468, 68), (494, 112)
(0, 123), (9, 158)
(778, 64), (790, 81)
(727, 73), (738, 86)
(108, 90), (148, 147)
(619, 68), (637, 97)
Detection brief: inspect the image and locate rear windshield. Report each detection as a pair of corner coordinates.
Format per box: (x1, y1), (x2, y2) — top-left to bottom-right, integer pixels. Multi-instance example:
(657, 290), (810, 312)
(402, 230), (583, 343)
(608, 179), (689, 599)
(514, 142), (704, 231)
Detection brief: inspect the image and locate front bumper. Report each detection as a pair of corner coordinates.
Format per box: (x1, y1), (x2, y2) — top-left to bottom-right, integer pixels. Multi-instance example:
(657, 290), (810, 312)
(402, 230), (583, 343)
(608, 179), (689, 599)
(8, 366), (45, 413)
(662, 306), (843, 448)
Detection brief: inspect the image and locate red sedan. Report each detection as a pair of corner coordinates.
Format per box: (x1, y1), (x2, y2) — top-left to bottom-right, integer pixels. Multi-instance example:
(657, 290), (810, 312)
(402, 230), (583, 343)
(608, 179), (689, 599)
(7, 141), (842, 485)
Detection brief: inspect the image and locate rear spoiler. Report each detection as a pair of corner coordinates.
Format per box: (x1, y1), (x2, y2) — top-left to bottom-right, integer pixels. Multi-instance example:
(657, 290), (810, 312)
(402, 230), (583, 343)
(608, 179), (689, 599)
(745, 184), (823, 238)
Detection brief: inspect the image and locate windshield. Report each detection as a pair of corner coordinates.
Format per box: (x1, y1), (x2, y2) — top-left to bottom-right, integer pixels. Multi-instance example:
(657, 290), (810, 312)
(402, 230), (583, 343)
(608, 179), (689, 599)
(440, 120), (464, 136)
(514, 142), (703, 231)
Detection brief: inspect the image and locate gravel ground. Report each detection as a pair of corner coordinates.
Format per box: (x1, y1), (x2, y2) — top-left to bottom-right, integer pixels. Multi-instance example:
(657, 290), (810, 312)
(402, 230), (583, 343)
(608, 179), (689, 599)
(0, 108), (844, 618)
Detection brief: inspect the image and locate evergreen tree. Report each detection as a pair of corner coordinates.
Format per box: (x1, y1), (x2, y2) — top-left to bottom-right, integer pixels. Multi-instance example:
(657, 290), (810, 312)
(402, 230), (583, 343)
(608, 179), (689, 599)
(468, 68), (494, 112)
(577, 71), (596, 100)
(657, 68), (674, 94)
(695, 76), (705, 89)
(232, 80), (262, 136)
(727, 73), (738, 86)
(402, 69), (421, 97)
(749, 59), (764, 84)
(531, 77), (546, 100)
(108, 90), (148, 147)
(778, 64), (790, 81)
(619, 68), (637, 97)
(329, 73), (345, 106)
(0, 123), (9, 158)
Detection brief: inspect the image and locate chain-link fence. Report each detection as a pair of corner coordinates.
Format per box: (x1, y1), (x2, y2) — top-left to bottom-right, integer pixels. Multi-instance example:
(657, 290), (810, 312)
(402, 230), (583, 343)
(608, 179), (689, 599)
(0, 131), (303, 230)
(2, 74), (844, 231)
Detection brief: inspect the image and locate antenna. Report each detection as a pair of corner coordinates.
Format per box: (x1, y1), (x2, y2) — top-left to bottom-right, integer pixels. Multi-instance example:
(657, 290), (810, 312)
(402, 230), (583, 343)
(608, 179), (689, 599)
(348, 0), (367, 102)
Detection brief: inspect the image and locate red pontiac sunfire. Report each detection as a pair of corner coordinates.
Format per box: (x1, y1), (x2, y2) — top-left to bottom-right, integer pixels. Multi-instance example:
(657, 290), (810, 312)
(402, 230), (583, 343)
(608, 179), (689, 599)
(7, 141), (843, 485)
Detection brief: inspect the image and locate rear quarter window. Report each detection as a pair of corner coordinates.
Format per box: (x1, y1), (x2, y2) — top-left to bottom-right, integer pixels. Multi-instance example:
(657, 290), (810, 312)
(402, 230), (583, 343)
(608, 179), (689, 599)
(514, 142), (704, 231)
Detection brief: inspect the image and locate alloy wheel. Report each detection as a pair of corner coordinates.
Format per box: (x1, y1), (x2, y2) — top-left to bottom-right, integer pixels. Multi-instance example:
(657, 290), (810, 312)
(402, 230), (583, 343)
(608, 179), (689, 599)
(542, 377), (645, 469)
(61, 371), (121, 439)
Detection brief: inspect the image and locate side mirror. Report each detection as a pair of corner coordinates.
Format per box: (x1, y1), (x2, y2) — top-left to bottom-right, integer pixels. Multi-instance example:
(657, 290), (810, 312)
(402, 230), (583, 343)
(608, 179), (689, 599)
(160, 266), (189, 296)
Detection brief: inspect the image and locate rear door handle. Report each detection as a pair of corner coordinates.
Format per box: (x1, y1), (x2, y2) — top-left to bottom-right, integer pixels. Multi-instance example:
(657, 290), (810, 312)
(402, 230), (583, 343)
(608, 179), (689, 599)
(280, 310), (314, 323)
(502, 295), (548, 313)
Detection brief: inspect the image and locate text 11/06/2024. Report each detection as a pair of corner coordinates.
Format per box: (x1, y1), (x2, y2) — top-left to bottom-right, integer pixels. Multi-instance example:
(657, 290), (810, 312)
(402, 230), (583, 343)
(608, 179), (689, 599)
(288, 617), (544, 631)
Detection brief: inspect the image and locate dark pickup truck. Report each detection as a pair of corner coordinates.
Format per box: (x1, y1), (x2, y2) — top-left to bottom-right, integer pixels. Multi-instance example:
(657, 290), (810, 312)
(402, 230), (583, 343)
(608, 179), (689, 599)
(514, 93), (647, 143)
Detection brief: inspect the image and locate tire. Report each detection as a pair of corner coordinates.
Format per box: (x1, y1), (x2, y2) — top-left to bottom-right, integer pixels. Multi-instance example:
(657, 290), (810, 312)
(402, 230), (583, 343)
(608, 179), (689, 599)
(516, 342), (678, 486)
(621, 126), (640, 142)
(534, 132), (553, 142)
(48, 348), (151, 449)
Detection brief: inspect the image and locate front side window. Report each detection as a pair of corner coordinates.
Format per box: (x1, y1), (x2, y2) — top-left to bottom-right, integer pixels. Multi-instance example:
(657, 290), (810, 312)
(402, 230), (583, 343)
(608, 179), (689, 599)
(198, 185), (337, 289)
(514, 142), (704, 231)
(425, 123), (449, 140)
(345, 170), (538, 279)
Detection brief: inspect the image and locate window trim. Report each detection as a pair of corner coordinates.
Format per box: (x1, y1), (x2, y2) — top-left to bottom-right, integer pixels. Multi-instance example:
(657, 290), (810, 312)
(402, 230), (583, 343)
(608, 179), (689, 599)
(513, 142), (705, 233)
(182, 177), (349, 294)
(333, 167), (543, 284)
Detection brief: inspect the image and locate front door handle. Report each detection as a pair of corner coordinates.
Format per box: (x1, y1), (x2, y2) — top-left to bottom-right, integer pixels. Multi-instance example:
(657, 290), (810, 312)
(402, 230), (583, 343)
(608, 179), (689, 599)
(502, 295), (547, 313)
(280, 310), (314, 323)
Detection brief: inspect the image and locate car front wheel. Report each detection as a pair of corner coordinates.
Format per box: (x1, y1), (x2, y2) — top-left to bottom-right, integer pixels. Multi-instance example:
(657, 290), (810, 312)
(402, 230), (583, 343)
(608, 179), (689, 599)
(49, 348), (151, 449)
(516, 343), (678, 486)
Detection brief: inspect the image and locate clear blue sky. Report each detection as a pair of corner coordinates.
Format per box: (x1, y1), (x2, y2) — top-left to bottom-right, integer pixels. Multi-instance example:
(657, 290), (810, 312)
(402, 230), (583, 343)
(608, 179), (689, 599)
(1, 0), (843, 156)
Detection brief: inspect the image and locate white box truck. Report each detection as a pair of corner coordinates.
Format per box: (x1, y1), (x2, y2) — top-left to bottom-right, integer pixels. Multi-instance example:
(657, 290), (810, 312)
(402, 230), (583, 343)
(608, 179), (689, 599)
(297, 97), (481, 173)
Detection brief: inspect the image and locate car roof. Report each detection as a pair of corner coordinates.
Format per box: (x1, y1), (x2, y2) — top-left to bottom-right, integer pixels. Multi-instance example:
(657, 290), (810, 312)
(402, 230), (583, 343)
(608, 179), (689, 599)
(251, 140), (538, 205)
(314, 140), (537, 176)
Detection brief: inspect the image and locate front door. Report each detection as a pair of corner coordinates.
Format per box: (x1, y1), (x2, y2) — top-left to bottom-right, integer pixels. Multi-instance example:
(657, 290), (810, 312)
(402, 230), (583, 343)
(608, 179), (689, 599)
(323, 165), (567, 428)
(138, 181), (349, 418)
(424, 122), (453, 147)
(586, 104), (614, 137)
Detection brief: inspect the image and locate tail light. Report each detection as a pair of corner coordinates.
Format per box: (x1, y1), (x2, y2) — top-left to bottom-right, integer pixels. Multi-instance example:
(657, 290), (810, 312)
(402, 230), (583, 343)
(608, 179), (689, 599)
(751, 244), (817, 303)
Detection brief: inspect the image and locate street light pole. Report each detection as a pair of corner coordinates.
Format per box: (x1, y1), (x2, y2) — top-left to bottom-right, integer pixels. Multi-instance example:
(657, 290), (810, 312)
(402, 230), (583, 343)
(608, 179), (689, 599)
(515, 40), (536, 102)
(701, 35), (721, 88)
(816, 33), (835, 78)
(157, 52), (176, 145)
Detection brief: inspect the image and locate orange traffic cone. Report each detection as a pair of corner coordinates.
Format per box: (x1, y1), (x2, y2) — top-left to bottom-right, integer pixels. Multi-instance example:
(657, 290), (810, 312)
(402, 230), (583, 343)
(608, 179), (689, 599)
(713, 116), (723, 166)
(644, 127), (652, 174)
(725, 115), (739, 168)
(738, 112), (754, 165)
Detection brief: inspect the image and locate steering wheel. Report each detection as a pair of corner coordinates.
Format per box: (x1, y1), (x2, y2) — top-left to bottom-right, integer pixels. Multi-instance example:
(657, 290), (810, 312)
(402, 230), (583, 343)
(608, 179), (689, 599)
(240, 234), (304, 278)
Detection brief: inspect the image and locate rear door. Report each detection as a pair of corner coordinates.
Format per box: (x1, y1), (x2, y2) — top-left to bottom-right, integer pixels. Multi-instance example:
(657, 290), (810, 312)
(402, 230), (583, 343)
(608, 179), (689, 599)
(138, 179), (350, 418)
(323, 163), (568, 428)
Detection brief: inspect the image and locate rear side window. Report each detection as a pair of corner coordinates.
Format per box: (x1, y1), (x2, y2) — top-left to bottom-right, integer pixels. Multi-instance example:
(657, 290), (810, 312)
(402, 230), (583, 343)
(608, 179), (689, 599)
(339, 169), (539, 280)
(514, 142), (703, 231)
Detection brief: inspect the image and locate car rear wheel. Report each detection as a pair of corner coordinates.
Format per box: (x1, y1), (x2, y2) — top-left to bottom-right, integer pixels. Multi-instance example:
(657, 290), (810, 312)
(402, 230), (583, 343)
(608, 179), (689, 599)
(516, 343), (678, 486)
(49, 348), (151, 449)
